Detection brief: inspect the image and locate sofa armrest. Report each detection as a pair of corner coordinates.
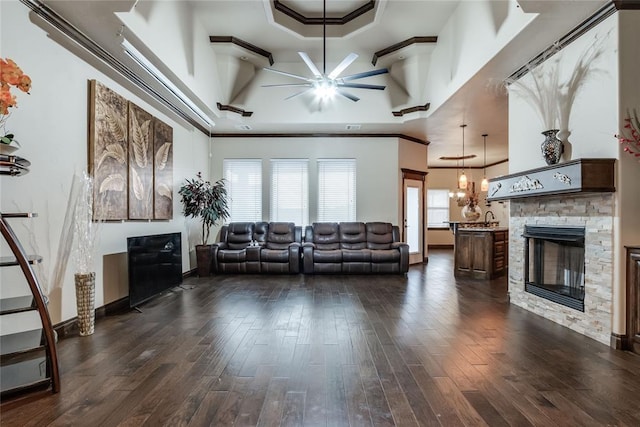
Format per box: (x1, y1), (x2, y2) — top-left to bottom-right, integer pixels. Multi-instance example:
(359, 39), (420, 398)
(392, 242), (410, 273)
(246, 245), (261, 263)
(302, 243), (315, 273)
(288, 242), (301, 273)
(210, 243), (221, 272)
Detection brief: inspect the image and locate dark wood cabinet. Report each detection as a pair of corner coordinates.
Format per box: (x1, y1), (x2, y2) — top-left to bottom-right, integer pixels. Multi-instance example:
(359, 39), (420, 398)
(627, 246), (640, 355)
(454, 228), (508, 280)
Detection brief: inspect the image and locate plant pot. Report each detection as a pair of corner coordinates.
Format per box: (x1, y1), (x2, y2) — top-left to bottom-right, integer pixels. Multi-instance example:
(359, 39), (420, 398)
(195, 244), (214, 277)
(75, 272), (96, 336)
(0, 143), (19, 155)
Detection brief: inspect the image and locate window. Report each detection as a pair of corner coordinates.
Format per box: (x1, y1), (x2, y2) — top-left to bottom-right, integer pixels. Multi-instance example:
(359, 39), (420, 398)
(317, 159), (356, 222)
(270, 159), (309, 226)
(223, 159), (262, 222)
(427, 189), (450, 228)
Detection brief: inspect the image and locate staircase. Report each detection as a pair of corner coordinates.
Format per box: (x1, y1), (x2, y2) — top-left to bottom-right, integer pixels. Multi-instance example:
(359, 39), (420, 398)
(1, 154), (60, 400)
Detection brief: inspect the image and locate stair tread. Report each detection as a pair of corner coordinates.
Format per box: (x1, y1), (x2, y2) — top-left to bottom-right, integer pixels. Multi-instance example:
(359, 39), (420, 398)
(1, 378), (51, 399)
(0, 213), (38, 218)
(1, 344), (46, 363)
(0, 255), (43, 267)
(0, 350), (48, 394)
(0, 329), (43, 356)
(0, 295), (36, 315)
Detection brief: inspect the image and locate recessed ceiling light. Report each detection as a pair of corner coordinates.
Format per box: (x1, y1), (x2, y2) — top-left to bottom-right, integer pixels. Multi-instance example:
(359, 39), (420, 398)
(240, 56), (248, 61)
(345, 124), (361, 130)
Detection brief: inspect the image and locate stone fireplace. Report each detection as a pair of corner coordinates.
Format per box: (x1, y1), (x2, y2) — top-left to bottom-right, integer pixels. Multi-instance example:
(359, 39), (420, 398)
(510, 194), (614, 344)
(487, 159), (616, 345)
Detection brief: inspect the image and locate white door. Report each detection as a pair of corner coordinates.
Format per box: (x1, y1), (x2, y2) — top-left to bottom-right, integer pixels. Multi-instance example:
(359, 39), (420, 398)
(404, 179), (424, 264)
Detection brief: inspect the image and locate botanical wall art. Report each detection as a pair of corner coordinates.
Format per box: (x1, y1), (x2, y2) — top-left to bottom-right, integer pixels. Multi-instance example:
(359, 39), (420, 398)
(88, 80), (128, 220)
(128, 102), (154, 220)
(88, 80), (174, 221)
(153, 118), (173, 219)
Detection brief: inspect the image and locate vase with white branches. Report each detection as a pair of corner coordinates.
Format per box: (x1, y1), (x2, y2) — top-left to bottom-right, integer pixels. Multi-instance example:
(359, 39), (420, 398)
(504, 32), (609, 165)
(71, 172), (101, 336)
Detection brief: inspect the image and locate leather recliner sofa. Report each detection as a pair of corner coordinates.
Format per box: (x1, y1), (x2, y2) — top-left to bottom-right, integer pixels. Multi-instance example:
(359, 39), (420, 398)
(211, 222), (301, 273)
(302, 222), (409, 274)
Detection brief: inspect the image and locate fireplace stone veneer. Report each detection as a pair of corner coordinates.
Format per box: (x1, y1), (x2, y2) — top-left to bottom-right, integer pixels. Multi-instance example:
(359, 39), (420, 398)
(509, 193), (614, 345)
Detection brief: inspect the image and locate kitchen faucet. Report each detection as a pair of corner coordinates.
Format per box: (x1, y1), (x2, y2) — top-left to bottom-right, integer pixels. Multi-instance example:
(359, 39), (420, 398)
(484, 210), (495, 223)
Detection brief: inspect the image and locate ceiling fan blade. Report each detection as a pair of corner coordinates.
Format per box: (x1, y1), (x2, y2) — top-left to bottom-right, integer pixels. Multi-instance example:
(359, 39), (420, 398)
(328, 53), (358, 80)
(284, 88), (313, 100)
(336, 89), (360, 102)
(263, 67), (313, 82)
(262, 83), (313, 88)
(338, 83), (386, 90)
(298, 52), (322, 78)
(340, 68), (389, 81)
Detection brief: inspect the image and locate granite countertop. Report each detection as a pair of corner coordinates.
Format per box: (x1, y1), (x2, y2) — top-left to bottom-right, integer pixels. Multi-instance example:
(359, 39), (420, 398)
(457, 226), (509, 232)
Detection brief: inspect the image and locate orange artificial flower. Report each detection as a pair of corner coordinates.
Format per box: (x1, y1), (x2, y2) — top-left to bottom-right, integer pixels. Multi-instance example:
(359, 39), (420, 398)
(0, 57), (31, 115)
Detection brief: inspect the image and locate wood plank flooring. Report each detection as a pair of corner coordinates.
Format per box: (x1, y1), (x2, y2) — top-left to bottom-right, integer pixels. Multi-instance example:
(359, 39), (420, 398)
(3, 249), (640, 426)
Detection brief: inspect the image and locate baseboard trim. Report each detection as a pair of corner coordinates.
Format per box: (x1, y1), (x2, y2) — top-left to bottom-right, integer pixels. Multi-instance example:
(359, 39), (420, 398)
(183, 268), (198, 278)
(54, 296), (129, 340)
(428, 244), (454, 249)
(610, 332), (630, 350)
(54, 270), (196, 340)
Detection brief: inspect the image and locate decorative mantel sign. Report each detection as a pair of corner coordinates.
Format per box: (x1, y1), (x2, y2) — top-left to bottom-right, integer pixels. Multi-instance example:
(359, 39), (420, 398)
(487, 158), (615, 202)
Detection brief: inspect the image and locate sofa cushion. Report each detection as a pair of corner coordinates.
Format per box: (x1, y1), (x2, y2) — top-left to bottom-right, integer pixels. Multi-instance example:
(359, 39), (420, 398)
(314, 249), (342, 263)
(312, 222), (340, 250)
(371, 249), (400, 263)
(366, 222), (394, 250)
(218, 249), (247, 263)
(266, 222), (296, 249)
(342, 249), (371, 262)
(339, 222), (367, 250)
(260, 248), (290, 263)
(226, 222), (254, 249)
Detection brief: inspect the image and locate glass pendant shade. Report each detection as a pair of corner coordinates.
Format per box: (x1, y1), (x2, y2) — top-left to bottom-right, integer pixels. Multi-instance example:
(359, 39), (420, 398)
(481, 177), (489, 192)
(458, 171), (467, 189)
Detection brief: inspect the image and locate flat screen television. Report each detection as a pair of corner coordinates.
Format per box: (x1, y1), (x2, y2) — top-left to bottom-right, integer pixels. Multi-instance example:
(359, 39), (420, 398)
(127, 232), (182, 307)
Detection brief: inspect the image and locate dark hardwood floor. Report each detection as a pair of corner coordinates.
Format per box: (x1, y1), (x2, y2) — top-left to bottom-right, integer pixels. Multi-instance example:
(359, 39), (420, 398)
(3, 249), (640, 426)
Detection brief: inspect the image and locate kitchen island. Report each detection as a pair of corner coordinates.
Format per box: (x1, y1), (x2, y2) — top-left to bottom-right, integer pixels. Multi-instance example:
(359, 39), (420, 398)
(453, 225), (509, 280)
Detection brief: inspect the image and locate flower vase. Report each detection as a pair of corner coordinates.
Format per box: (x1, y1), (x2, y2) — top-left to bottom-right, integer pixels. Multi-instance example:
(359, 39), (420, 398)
(461, 204), (482, 221)
(75, 272), (96, 336)
(541, 129), (563, 165)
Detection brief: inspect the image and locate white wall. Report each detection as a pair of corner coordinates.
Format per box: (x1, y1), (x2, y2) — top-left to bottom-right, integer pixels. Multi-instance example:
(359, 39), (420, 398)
(508, 16), (619, 172)
(210, 137), (401, 234)
(1, 1), (210, 324)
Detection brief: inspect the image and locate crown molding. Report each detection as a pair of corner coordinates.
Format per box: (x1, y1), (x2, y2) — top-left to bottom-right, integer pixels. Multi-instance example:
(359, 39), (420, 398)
(210, 132), (429, 145)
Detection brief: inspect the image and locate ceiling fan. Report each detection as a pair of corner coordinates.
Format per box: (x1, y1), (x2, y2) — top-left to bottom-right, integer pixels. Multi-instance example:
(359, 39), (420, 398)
(262, 0), (388, 102)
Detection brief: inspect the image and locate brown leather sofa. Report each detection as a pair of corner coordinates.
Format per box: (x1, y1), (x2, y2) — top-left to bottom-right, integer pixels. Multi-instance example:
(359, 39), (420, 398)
(302, 222), (409, 274)
(211, 222), (301, 273)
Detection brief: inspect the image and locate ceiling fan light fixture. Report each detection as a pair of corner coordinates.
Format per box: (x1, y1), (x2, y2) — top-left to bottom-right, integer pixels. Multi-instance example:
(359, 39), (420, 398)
(315, 79), (337, 100)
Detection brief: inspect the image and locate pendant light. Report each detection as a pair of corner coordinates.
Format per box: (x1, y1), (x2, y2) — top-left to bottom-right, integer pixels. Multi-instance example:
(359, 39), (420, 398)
(481, 133), (489, 192)
(458, 124), (468, 190)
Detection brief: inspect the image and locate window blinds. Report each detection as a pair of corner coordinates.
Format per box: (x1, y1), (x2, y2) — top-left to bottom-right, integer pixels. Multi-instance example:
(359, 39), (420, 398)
(270, 159), (309, 226)
(317, 159), (356, 222)
(223, 159), (262, 222)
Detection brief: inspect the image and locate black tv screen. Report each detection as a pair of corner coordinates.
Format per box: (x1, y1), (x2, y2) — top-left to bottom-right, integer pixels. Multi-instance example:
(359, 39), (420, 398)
(127, 232), (182, 307)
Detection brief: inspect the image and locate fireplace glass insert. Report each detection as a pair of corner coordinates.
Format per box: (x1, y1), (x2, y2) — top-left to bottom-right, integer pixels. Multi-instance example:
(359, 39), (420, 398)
(523, 225), (585, 311)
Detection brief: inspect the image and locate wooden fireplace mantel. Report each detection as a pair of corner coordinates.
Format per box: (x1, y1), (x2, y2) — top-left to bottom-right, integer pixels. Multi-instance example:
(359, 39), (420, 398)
(486, 158), (615, 202)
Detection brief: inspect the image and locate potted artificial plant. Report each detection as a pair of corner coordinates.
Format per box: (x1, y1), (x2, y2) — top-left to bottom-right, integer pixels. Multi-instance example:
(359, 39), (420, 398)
(178, 172), (229, 276)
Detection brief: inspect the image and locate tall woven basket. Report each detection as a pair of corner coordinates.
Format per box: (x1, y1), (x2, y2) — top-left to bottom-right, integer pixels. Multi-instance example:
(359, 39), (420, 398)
(75, 272), (96, 336)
